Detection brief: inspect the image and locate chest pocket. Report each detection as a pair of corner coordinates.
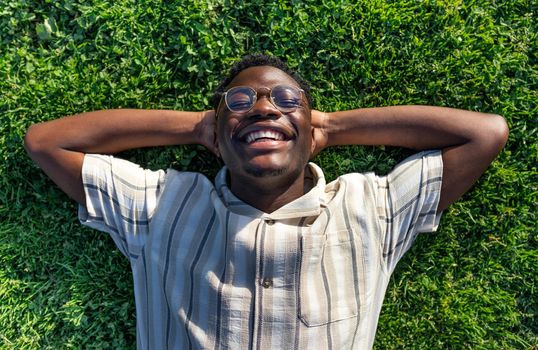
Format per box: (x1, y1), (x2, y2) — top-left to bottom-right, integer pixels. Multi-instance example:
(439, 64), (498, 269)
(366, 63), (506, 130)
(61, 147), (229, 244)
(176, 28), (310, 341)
(298, 230), (361, 327)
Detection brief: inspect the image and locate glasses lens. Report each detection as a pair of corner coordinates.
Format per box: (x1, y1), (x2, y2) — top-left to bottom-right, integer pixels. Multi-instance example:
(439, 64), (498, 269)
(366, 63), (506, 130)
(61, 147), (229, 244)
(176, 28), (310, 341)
(226, 87), (256, 113)
(271, 85), (302, 112)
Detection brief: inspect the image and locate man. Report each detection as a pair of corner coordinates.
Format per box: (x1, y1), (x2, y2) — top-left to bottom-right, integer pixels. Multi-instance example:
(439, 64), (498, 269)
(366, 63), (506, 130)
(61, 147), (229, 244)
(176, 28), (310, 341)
(25, 54), (508, 349)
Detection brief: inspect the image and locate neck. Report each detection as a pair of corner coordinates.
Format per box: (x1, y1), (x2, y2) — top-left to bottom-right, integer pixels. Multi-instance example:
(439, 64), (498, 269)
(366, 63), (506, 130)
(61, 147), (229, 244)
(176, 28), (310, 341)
(229, 169), (306, 213)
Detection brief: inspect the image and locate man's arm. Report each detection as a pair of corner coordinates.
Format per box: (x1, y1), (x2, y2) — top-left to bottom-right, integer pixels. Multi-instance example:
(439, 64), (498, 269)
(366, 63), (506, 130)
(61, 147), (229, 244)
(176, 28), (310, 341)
(312, 106), (509, 212)
(24, 109), (216, 206)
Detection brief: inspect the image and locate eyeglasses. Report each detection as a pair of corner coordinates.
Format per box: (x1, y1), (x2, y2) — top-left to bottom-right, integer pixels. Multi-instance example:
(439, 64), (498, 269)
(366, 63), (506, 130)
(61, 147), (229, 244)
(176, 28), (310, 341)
(217, 85), (305, 116)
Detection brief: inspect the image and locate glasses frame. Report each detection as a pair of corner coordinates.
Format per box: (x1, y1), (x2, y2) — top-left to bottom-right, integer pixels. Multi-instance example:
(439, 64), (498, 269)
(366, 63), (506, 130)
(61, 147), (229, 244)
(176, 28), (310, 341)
(216, 85), (305, 117)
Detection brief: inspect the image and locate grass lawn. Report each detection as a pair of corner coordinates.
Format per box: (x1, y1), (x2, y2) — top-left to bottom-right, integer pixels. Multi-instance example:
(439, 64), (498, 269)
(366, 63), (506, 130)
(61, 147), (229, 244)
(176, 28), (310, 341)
(1, 0), (536, 348)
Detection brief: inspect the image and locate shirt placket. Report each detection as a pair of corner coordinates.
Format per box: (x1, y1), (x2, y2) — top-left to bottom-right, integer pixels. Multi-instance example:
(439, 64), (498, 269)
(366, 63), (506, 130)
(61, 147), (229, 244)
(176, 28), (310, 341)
(252, 217), (276, 350)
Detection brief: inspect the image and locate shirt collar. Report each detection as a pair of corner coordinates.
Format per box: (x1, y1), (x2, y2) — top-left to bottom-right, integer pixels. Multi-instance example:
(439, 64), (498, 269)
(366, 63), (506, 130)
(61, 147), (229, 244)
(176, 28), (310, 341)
(214, 163), (326, 220)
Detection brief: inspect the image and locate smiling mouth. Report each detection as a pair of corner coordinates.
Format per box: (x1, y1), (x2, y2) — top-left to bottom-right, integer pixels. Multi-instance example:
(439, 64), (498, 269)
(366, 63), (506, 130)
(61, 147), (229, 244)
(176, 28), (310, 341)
(244, 129), (287, 144)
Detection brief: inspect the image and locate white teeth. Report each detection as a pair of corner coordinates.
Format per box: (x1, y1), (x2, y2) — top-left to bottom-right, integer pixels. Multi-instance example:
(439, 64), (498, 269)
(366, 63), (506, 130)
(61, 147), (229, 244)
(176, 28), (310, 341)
(245, 130), (285, 144)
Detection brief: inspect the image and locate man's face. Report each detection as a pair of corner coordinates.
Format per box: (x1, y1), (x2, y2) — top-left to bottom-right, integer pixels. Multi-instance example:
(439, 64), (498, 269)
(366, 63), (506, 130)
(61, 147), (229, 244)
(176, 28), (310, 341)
(215, 65), (315, 184)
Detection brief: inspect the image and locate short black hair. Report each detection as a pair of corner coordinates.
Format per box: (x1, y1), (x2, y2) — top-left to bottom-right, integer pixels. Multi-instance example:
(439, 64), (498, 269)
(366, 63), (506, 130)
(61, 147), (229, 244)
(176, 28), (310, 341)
(212, 53), (313, 111)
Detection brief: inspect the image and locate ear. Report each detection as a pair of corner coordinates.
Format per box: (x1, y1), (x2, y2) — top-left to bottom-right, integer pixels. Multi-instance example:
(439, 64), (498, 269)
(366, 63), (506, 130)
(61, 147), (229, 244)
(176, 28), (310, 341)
(309, 126), (317, 159)
(213, 132), (221, 158)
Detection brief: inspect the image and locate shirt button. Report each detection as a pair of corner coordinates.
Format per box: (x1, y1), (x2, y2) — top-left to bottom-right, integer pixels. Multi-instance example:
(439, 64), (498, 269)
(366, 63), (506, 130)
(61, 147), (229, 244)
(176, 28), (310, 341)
(261, 278), (273, 288)
(265, 219), (275, 225)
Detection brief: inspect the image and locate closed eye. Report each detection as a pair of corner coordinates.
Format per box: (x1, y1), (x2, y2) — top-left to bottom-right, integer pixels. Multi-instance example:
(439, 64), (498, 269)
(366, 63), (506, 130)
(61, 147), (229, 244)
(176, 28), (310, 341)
(229, 100), (251, 110)
(277, 99), (301, 108)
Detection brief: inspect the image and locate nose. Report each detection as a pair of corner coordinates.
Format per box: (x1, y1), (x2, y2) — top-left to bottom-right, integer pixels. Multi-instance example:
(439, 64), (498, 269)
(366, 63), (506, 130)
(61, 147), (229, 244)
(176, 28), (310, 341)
(249, 95), (280, 118)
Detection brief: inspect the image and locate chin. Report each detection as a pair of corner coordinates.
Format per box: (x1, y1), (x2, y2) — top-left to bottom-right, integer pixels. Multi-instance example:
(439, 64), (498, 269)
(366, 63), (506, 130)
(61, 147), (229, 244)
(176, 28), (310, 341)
(244, 165), (288, 178)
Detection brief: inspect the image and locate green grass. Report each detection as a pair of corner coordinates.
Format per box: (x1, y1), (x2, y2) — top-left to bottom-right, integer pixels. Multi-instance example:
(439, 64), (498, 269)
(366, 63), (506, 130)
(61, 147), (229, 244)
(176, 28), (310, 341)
(1, 0), (536, 348)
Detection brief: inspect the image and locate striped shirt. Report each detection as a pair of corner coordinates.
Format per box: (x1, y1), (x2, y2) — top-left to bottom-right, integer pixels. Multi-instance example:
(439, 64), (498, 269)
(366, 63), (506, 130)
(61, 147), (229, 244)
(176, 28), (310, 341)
(79, 150), (443, 349)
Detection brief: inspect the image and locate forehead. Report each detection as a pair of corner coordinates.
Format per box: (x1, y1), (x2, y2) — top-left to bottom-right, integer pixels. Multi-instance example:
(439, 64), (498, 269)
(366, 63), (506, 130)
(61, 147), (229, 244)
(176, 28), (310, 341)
(227, 66), (299, 89)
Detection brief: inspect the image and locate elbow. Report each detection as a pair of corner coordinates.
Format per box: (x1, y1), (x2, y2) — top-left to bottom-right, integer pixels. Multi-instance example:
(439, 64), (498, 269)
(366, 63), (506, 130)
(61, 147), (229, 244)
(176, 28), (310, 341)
(24, 124), (38, 155)
(24, 123), (52, 158)
(488, 114), (509, 152)
(474, 114), (509, 159)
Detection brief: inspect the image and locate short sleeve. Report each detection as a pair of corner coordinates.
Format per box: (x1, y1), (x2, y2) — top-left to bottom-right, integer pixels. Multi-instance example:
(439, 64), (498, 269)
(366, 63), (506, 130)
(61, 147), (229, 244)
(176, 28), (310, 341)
(376, 150), (443, 272)
(78, 154), (166, 260)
